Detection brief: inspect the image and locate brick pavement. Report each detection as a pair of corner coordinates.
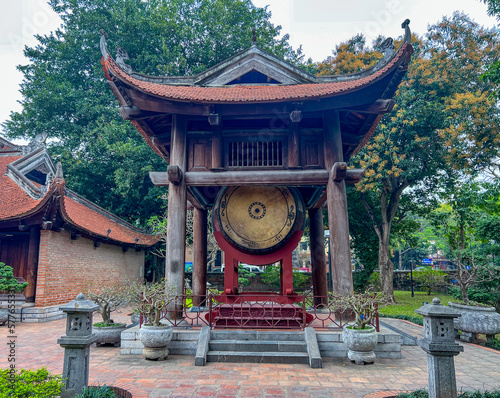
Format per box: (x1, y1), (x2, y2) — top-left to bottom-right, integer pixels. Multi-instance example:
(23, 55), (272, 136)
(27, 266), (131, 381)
(2, 314), (500, 398)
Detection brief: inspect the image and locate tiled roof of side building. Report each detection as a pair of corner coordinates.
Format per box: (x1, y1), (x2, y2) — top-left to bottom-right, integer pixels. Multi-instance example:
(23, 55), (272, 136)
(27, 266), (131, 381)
(0, 152), (158, 247)
(60, 193), (158, 246)
(103, 43), (412, 103)
(0, 156), (49, 220)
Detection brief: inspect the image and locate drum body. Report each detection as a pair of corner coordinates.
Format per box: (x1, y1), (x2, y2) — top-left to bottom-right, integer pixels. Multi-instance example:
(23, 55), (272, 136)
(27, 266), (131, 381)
(213, 186), (305, 255)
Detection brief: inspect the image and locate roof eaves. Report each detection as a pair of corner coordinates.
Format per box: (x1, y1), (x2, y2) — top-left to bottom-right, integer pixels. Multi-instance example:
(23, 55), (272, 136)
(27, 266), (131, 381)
(63, 189), (158, 246)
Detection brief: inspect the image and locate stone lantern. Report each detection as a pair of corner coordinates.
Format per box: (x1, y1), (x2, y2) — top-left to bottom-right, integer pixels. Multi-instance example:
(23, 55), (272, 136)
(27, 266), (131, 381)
(57, 293), (99, 395)
(415, 298), (464, 398)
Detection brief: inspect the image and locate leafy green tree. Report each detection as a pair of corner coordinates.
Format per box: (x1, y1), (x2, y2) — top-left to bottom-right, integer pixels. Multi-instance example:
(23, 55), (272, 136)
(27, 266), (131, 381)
(481, 0), (500, 103)
(0, 262), (28, 293)
(430, 180), (499, 304)
(3, 0), (303, 225)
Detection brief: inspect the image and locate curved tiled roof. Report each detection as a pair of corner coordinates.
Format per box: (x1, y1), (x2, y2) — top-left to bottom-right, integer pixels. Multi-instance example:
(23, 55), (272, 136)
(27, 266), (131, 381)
(60, 195), (158, 246)
(103, 43), (412, 104)
(0, 156), (49, 220)
(0, 150), (158, 247)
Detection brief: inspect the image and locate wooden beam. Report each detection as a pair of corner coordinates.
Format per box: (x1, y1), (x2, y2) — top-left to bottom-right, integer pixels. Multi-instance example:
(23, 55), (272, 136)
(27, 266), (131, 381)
(151, 168), (364, 187)
(342, 99), (395, 114)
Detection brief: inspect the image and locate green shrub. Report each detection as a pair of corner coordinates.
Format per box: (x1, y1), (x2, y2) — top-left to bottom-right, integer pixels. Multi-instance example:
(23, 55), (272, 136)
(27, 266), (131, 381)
(485, 339), (500, 351)
(261, 266), (310, 291)
(395, 390), (429, 398)
(75, 384), (117, 398)
(0, 367), (63, 398)
(411, 268), (447, 295)
(366, 272), (381, 291)
(396, 390), (500, 398)
(0, 262), (28, 293)
(379, 313), (424, 326)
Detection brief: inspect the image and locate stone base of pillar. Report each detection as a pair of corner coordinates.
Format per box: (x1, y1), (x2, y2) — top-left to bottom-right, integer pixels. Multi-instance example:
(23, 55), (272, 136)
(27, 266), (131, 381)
(427, 354), (459, 398)
(143, 347), (169, 361)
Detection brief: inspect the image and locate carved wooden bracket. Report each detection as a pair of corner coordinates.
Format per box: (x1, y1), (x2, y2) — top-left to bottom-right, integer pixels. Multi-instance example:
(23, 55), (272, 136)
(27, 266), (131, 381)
(167, 165), (183, 185)
(331, 162), (347, 182)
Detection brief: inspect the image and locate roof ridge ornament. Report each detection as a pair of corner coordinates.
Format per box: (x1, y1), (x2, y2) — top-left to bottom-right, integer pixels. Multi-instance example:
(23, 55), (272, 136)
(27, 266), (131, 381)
(251, 28), (257, 46)
(99, 29), (109, 61)
(23, 132), (48, 155)
(116, 45), (133, 73)
(402, 19), (411, 44)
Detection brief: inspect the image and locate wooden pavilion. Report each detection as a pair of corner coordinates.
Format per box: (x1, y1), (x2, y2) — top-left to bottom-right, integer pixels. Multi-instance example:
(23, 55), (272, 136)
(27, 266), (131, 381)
(100, 22), (413, 309)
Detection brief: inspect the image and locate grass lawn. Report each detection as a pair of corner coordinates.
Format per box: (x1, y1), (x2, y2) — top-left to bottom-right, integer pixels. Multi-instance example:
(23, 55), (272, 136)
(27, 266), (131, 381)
(380, 290), (455, 319)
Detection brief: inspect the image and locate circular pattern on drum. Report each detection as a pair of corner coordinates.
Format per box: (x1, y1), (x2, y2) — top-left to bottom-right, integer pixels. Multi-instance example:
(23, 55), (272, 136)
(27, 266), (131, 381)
(215, 186), (305, 254)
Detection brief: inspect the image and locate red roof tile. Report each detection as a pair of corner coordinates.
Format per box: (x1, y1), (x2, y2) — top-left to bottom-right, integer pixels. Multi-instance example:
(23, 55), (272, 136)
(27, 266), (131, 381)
(60, 195), (158, 246)
(104, 44), (412, 104)
(0, 156), (49, 220)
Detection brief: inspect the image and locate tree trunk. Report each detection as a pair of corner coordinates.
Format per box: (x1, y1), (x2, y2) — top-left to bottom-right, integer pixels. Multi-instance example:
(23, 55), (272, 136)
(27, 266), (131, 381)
(378, 225), (395, 303)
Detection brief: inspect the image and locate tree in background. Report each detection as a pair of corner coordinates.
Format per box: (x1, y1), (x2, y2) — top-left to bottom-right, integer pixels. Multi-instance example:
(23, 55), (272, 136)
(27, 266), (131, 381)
(430, 180), (499, 304)
(316, 13), (500, 301)
(2, 0), (303, 225)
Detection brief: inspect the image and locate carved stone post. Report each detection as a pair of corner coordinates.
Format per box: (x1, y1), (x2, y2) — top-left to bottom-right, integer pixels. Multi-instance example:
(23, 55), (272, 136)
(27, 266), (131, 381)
(57, 294), (99, 396)
(415, 298), (464, 398)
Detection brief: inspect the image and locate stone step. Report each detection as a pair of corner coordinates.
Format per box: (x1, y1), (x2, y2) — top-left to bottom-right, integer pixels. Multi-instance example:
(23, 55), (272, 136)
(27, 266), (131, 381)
(207, 350), (309, 364)
(209, 339), (307, 353)
(210, 330), (304, 342)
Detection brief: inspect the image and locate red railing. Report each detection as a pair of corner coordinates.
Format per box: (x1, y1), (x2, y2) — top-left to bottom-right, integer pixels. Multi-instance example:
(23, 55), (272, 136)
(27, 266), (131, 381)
(139, 293), (380, 331)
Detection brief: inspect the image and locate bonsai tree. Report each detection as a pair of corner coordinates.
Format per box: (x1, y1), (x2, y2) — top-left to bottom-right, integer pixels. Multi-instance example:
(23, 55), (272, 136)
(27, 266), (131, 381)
(0, 262), (28, 293)
(333, 291), (390, 329)
(128, 280), (176, 327)
(84, 282), (127, 326)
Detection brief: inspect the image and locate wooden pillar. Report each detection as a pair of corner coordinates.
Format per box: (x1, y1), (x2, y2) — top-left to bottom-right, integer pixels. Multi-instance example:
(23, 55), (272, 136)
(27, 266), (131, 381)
(288, 122), (300, 168)
(323, 111), (353, 295)
(165, 114), (188, 308)
(192, 208), (207, 307)
(25, 226), (40, 303)
(308, 208), (328, 306)
(211, 123), (223, 170)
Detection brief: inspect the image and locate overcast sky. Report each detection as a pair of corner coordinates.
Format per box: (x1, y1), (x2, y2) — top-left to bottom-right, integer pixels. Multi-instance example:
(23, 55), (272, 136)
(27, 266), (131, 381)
(1, 0), (498, 143)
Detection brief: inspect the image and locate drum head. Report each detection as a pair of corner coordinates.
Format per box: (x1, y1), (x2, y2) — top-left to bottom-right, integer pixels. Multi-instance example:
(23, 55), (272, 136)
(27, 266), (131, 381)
(214, 186), (305, 254)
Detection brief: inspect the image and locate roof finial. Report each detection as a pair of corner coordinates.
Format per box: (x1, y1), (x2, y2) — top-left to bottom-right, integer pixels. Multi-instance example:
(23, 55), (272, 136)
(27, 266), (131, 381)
(99, 29), (109, 61)
(251, 28), (257, 46)
(55, 162), (64, 179)
(401, 19), (411, 44)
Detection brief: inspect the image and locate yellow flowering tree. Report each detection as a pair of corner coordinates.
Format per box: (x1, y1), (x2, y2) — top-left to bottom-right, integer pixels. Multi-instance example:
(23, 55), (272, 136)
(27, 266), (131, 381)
(317, 13), (500, 301)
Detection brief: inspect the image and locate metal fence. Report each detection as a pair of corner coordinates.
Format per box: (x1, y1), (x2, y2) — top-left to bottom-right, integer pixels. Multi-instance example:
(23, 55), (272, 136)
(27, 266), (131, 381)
(140, 293), (380, 331)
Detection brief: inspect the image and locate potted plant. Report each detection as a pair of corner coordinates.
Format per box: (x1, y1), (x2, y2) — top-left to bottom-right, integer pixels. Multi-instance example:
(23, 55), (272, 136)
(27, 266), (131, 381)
(0, 262), (29, 325)
(334, 291), (389, 365)
(84, 282), (128, 346)
(128, 279), (176, 361)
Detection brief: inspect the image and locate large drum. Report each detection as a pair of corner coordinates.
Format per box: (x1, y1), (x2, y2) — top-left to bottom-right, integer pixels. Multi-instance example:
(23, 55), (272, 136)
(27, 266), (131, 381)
(213, 186), (305, 254)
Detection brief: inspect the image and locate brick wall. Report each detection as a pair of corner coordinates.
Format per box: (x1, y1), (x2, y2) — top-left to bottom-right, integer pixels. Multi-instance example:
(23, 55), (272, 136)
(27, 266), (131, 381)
(35, 229), (144, 307)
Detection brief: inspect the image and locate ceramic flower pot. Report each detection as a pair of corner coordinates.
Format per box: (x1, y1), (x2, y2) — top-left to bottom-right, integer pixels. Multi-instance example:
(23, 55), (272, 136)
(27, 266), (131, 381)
(342, 325), (378, 365)
(139, 324), (173, 361)
(92, 323), (127, 347)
